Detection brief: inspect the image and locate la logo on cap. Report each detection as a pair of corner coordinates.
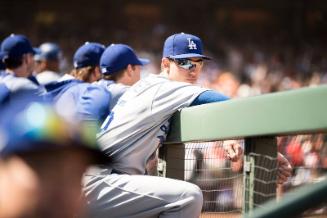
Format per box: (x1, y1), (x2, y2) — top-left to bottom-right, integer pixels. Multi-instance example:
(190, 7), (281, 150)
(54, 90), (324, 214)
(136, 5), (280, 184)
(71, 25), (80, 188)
(187, 38), (197, 50)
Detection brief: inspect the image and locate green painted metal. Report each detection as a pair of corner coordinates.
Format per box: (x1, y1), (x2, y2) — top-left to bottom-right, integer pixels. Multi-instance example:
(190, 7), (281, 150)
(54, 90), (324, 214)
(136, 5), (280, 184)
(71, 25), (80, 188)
(243, 137), (277, 213)
(243, 175), (327, 218)
(166, 85), (327, 143)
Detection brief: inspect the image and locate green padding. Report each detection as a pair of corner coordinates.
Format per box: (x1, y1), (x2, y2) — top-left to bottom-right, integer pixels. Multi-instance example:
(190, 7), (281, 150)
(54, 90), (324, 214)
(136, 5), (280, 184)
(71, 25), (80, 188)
(166, 85), (327, 143)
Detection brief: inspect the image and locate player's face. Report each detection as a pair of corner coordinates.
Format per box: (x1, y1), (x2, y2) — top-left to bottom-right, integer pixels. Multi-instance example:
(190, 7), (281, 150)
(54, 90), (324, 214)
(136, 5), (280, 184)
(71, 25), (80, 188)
(167, 58), (203, 84)
(24, 53), (35, 77)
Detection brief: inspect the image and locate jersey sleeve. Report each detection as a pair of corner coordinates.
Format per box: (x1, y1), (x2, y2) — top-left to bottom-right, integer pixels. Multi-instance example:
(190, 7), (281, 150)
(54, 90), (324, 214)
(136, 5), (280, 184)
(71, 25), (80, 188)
(151, 81), (209, 121)
(190, 90), (230, 106)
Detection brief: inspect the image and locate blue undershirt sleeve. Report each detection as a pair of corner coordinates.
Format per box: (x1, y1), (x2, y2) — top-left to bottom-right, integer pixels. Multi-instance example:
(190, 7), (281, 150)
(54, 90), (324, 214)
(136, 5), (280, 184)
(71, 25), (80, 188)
(190, 90), (230, 106)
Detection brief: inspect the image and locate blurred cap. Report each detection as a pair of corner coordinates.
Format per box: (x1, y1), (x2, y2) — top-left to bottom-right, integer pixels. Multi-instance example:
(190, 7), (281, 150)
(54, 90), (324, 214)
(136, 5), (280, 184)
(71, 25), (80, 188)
(34, 42), (61, 61)
(1, 34), (35, 61)
(73, 42), (105, 69)
(162, 32), (210, 60)
(100, 44), (149, 74)
(0, 91), (109, 163)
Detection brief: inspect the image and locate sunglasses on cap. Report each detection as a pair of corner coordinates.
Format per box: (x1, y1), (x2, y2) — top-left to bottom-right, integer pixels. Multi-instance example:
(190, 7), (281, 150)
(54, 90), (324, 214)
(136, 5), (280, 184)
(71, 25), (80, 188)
(169, 58), (204, 70)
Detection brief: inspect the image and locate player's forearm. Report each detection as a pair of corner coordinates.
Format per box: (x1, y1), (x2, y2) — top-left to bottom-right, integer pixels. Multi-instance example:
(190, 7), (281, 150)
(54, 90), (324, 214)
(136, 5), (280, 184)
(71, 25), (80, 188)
(190, 90), (229, 106)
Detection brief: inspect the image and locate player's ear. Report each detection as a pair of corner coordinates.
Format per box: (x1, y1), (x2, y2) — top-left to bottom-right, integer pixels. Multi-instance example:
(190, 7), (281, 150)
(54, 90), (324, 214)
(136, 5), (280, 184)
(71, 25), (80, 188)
(126, 64), (134, 78)
(161, 58), (170, 74)
(22, 54), (29, 65)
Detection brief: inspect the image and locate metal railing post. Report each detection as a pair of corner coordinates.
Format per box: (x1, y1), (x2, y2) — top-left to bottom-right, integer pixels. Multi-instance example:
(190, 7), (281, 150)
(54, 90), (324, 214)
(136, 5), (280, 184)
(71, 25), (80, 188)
(243, 137), (278, 214)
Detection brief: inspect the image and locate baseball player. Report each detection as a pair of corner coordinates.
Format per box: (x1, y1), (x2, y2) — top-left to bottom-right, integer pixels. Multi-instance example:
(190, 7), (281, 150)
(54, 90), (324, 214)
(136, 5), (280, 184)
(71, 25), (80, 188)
(96, 43), (149, 111)
(0, 34), (40, 92)
(34, 42), (62, 84)
(83, 33), (231, 218)
(84, 32), (292, 218)
(44, 42), (110, 124)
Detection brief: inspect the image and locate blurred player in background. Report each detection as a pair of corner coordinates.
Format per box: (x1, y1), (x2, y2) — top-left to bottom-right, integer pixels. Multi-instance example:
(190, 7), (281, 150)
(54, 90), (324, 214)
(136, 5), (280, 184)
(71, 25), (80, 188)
(44, 42), (110, 125)
(34, 42), (62, 85)
(96, 43), (149, 111)
(0, 34), (40, 92)
(0, 92), (109, 218)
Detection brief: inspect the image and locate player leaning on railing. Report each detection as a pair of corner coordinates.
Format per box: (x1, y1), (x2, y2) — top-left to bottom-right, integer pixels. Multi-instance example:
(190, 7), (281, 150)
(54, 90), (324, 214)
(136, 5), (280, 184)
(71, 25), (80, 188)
(82, 33), (292, 218)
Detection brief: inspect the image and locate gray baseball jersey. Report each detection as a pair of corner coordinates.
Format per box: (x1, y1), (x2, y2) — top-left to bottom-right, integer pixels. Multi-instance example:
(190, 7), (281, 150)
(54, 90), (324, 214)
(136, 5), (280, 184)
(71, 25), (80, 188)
(97, 73), (208, 175)
(0, 71), (38, 91)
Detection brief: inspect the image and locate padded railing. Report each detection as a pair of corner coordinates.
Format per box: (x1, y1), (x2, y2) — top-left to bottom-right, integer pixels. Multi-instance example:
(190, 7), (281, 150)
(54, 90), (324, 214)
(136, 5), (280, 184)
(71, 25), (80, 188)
(163, 85), (327, 216)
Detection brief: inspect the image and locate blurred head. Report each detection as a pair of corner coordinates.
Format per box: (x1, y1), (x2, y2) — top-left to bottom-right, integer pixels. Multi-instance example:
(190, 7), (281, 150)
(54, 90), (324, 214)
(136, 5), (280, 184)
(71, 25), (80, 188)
(212, 72), (240, 97)
(0, 92), (109, 218)
(34, 42), (61, 74)
(161, 33), (210, 84)
(100, 44), (149, 86)
(1, 34), (35, 77)
(71, 42), (105, 83)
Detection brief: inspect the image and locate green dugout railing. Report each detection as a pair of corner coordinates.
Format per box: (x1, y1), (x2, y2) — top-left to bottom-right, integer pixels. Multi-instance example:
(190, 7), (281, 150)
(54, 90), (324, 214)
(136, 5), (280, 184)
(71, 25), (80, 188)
(163, 85), (327, 216)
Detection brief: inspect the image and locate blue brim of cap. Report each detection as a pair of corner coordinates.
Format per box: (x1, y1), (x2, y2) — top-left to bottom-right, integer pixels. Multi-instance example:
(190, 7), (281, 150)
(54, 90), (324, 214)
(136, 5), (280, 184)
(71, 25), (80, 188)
(169, 54), (211, 60)
(138, 58), (150, 66)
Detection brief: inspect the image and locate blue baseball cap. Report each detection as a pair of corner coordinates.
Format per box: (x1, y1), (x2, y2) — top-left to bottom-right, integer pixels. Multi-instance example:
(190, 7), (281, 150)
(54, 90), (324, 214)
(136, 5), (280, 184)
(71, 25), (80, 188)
(34, 42), (62, 61)
(100, 44), (150, 74)
(0, 91), (109, 163)
(73, 42), (105, 69)
(162, 33), (210, 60)
(1, 34), (35, 60)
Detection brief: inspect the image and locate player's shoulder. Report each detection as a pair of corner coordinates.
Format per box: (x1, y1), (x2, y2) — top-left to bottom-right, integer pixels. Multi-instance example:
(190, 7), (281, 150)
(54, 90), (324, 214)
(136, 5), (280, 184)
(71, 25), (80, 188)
(129, 74), (166, 92)
(36, 71), (60, 84)
(78, 82), (111, 99)
(1, 74), (38, 92)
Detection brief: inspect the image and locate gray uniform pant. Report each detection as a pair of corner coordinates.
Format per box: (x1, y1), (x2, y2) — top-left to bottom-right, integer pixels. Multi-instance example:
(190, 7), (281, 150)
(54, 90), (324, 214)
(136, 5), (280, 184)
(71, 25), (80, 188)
(83, 172), (203, 218)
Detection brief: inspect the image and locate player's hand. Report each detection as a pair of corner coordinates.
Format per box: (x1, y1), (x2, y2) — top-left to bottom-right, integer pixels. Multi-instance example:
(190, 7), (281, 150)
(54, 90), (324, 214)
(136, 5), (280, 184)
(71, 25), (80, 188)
(277, 152), (292, 184)
(223, 140), (243, 162)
